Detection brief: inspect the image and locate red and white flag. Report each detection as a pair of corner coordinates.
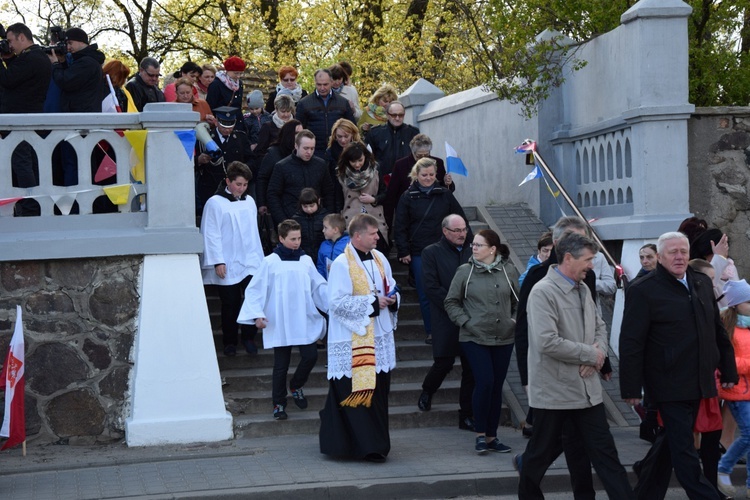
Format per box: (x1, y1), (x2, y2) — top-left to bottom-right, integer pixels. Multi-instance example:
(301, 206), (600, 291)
(1, 305), (25, 450)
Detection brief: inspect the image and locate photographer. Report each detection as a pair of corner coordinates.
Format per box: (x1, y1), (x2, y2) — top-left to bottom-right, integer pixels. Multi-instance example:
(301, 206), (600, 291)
(49, 28), (105, 113)
(0, 23), (51, 113)
(0, 23), (52, 216)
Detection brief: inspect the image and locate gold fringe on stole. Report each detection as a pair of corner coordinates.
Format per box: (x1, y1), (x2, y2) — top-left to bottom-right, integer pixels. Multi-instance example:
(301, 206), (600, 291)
(340, 246), (387, 408)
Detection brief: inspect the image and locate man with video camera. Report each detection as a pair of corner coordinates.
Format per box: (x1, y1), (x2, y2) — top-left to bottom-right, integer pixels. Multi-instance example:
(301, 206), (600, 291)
(49, 27), (105, 113)
(0, 23), (52, 216)
(0, 23), (51, 113)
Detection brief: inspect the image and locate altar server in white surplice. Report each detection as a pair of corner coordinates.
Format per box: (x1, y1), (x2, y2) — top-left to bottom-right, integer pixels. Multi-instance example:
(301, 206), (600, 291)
(238, 219), (328, 421)
(319, 213), (399, 463)
(200, 161), (264, 357)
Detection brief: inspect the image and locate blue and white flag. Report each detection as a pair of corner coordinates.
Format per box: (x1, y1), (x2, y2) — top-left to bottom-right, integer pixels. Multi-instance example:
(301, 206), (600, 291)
(519, 165), (542, 186)
(445, 142), (468, 177)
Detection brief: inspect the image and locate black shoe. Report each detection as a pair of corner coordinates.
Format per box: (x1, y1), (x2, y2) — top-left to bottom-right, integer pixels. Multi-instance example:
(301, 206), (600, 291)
(273, 404), (287, 420)
(223, 345), (236, 357)
(290, 387), (308, 409)
(425, 336), (432, 345)
(364, 453), (386, 463)
(522, 425), (533, 438)
(459, 416), (475, 431)
(418, 391), (432, 411)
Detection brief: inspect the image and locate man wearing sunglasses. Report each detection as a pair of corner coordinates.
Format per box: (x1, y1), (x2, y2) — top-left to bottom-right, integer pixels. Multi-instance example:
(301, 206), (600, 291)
(126, 57), (165, 112)
(364, 101), (419, 178)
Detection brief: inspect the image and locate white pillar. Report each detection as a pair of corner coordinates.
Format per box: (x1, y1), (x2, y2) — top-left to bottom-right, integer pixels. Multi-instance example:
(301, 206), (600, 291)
(126, 254), (232, 445)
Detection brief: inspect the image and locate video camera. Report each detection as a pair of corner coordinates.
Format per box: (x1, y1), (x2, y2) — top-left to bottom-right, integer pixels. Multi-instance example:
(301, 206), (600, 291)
(0, 25), (11, 56)
(42, 26), (67, 56)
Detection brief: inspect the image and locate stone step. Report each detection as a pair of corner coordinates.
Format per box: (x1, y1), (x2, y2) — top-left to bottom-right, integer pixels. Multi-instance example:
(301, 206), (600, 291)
(212, 319), (429, 350)
(233, 402), (510, 439)
(216, 340), (435, 370)
(224, 380), (463, 416)
(221, 359), (459, 393)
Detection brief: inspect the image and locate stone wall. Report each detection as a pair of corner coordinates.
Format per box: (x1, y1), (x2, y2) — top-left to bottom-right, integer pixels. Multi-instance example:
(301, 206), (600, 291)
(0, 257), (140, 445)
(688, 107), (750, 280)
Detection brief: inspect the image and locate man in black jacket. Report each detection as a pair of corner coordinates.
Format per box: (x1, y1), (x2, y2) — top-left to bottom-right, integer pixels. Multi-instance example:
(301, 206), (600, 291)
(0, 23), (52, 215)
(266, 130), (334, 226)
(620, 231), (737, 499)
(125, 57), (165, 112)
(365, 101), (419, 178)
(294, 69), (354, 156)
(50, 28), (105, 113)
(418, 214), (475, 431)
(195, 107), (252, 216)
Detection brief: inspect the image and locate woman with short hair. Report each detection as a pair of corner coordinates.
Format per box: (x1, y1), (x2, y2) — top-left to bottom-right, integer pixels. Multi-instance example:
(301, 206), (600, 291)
(256, 94), (296, 156)
(264, 65), (307, 113)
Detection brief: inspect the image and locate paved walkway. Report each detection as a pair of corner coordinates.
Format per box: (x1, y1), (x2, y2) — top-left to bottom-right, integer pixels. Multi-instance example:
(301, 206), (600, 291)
(0, 425), (685, 499)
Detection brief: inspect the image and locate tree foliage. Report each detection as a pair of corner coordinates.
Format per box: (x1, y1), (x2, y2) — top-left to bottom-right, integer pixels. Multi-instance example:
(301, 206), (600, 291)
(3, 0), (750, 114)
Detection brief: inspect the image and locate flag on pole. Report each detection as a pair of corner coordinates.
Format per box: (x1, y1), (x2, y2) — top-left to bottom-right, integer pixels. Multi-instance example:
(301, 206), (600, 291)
(519, 165), (542, 186)
(515, 141), (537, 154)
(1, 305), (25, 451)
(444, 142), (469, 177)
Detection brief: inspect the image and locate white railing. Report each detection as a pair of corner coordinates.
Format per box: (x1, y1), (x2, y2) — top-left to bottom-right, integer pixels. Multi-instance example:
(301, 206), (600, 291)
(0, 104), (203, 261)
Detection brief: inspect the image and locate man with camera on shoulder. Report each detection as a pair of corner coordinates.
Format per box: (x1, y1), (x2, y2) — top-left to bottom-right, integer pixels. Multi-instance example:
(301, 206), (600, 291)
(49, 27), (105, 113)
(0, 23), (52, 216)
(0, 23), (51, 113)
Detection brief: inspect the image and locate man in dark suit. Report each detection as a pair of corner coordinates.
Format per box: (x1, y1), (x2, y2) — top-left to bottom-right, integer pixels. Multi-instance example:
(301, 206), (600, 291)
(620, 231), (737, 499)
(195, 106), (252, 216)
(417, 214), (475, 430)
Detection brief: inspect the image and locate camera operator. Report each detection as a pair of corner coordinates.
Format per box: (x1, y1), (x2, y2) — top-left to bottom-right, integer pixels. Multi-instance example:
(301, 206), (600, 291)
(0, 23), (52, 113)
(49, 27), (105, 113)
(0, 23), (52, 216)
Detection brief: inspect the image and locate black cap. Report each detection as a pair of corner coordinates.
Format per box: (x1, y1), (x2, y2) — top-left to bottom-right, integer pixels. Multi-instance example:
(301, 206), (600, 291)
(214, 106), (237, 127)
(65, 28), (89, 44)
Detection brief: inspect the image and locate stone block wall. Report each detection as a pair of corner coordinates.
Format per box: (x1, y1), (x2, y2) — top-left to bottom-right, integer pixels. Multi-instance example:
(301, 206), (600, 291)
(0, 257), (140, 445)
(688, 108), (750, 280)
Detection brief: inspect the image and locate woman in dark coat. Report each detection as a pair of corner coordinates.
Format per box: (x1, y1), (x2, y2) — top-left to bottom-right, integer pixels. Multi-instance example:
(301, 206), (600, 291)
(206, 56), (246, 132)
(394, 157), (467, 344)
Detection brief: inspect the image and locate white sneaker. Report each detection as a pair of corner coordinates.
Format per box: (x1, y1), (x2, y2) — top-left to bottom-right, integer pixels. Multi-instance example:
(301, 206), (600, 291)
(717, 472), (735, 497)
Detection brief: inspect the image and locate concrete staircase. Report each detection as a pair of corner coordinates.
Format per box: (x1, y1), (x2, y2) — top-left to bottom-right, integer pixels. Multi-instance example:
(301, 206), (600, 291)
(206, 207), (504, 438)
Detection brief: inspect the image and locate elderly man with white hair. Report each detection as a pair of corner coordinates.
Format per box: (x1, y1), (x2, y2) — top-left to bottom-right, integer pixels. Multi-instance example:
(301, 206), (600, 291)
(620, 231), (738, 499)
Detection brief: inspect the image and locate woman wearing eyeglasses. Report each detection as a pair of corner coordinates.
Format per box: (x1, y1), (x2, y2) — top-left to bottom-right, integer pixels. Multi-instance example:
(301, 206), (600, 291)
(394, 158), (468, 344)
(264, 66), (308, 113)
(444, 229), (519, 454)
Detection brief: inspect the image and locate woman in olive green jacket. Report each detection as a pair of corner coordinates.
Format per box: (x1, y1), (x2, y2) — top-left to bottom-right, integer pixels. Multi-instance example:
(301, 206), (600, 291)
(444, 229), (519, 455)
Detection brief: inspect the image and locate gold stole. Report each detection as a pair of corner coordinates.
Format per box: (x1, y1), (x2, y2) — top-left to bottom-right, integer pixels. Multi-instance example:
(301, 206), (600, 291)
(341, 245), (386, 408)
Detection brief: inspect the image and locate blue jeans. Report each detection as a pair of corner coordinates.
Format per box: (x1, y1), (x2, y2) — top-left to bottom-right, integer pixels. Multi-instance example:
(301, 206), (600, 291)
(411, 255), (431, 336)
(460, 341), (513, 437)
(719, 400), (750, 487)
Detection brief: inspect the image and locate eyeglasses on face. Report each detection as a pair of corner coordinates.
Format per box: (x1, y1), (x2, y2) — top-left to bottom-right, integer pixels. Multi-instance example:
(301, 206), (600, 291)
(445, 227), (468, 234)
(145, 71), (161, 78)
(471, 243), (488, 248)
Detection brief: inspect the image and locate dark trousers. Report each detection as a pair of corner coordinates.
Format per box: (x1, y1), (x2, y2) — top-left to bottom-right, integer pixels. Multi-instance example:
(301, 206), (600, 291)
(217, 275), (257, 347)
(422, 353), (475, 418)
(634, 400), (720, 500)
(519, 404), (634, 500)
(460, 341), (513, 437)
(272, 342), (318, 406)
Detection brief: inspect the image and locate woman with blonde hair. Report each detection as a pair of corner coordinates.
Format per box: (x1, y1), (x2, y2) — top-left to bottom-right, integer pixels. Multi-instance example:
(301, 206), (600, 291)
(173, 77), (215, 125)
(358, 83), (398, 135)
(326, 118), (361, 211)
(395, 157), (468, 344)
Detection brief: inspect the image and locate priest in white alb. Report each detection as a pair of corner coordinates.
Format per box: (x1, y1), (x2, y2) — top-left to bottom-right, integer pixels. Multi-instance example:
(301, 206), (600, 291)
(319, 213), (399, 463)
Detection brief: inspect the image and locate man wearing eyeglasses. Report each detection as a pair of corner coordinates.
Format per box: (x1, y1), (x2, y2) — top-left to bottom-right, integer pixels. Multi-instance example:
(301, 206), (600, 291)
(126, 57), (166, 112)
(364, 101), (419, 178)
(417, 214), (475, 432)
